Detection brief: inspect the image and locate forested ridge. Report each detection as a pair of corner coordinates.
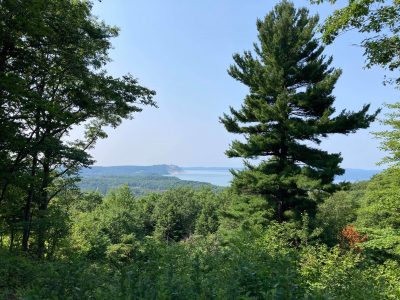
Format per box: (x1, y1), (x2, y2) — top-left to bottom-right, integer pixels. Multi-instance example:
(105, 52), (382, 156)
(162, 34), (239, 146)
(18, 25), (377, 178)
(78, 174), (216, 195)
(79, 165), (182, 177)
(1, 0), (400, 299)
(77, 166), (379, 195)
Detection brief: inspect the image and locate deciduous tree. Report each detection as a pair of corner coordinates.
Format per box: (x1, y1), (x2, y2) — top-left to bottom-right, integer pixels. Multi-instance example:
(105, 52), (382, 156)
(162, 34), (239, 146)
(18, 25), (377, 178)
(313, 0), (400, 86)
(0, 0), (156, 256)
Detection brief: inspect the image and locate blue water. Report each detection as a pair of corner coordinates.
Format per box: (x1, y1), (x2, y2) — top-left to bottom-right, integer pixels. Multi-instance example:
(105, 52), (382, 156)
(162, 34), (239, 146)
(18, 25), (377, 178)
(172, 168), (235, 187)
(171, 167), (381, 187)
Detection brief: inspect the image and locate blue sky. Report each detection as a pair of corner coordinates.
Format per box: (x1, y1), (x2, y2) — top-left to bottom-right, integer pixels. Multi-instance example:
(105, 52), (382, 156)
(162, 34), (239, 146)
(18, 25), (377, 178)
(83, 0), (398, 169)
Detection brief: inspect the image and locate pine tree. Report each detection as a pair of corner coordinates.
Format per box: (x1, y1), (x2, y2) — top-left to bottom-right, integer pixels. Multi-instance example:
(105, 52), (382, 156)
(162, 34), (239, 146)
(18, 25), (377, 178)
(220, 1), (378, 222)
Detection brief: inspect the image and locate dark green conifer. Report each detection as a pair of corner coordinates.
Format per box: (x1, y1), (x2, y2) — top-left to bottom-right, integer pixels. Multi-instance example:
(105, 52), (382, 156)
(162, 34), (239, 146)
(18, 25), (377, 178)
(220, 1), (378, 222)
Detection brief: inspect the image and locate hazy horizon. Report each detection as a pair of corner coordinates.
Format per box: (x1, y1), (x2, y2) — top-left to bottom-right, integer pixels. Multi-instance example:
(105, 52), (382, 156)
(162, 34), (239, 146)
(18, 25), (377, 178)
(87, 164), (384, 171)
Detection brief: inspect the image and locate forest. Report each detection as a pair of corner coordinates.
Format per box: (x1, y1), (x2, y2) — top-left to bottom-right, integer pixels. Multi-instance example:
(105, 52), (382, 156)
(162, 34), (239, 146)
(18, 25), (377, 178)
(78, 174), (215, 195)
(0, 0), (399, 299)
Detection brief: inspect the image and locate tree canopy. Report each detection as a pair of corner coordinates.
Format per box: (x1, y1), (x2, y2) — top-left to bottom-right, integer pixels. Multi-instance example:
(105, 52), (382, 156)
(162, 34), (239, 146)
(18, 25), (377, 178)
(313, 0), (400, 86)
(0, 0), (156, 256)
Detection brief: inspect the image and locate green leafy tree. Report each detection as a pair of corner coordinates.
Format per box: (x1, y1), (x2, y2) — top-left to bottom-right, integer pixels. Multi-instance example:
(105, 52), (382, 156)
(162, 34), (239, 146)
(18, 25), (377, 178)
(374, 102), (400, 166)
(316, 181), (367, 245)
(152, 189), (201, 242)
(0, 0), (156, 256)
(194, 189), (222, 236)
(220, 1), (378, 222)
(355, 168), (400, 257)
(313, 0), (400, 86)
(368, 104), (400, 256)
(71, 185), (139, 260)
(71, 191), (103, 213)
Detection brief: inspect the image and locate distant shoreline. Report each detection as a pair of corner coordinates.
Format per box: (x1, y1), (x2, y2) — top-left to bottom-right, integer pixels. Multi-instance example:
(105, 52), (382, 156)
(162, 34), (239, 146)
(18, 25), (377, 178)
(80, 165), (383, 186)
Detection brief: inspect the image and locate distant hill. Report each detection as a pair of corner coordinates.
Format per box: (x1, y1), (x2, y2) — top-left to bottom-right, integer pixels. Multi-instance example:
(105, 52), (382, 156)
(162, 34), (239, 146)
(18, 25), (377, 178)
(78, 165), (382, 193)
(78, 174), (214, 195)
(80, 165), (182, 176)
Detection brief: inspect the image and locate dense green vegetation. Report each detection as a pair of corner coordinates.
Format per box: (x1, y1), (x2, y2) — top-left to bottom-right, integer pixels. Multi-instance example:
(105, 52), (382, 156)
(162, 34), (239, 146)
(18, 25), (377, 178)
(78, 165), (216, 195)
(1, 184), (400, 299)
(0, 0), (155, 257)
(1, 0), (399, 299)
(78, 174), (216, 195)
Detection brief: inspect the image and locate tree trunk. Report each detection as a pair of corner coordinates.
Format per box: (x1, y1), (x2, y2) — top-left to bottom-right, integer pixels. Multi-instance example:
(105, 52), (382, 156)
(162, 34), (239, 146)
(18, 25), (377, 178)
(22, 155), (38, 252)
(9, 218), (15, 252)
(36, 160), (50, 259)
(276, 131), (288, 222)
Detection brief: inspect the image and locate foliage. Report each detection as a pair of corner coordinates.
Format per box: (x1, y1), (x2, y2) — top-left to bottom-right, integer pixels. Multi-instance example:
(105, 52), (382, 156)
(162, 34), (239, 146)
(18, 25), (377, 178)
(340, 224), (368, 251)
(299, 245), (389, 299)
(357, 168), (400, 229)
(0, 0), (155, 256)
(313, 0), (400, 85)
(217, 189), (274, 233)
(78, 174), (216, 195)
(71, 191), (103, 213)
(2, 222), (400, 299)
(316, 181), (367, 245)
(152, 189), (201, 242)
(70, 185), (139, 260)
(355, 168), (400, 257)
(70, 186), (225, 261)
(375, 102), (400, 166)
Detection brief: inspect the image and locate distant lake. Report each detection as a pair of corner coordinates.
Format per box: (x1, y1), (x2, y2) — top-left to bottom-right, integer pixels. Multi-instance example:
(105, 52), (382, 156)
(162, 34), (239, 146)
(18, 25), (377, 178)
(170, 167), (381, 187)
(171, 168), (236, 187)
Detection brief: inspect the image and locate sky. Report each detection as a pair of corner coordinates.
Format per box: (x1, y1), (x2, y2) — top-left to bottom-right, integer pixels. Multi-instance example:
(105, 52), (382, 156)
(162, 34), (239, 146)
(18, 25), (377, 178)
(78, 0), (399, 169)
